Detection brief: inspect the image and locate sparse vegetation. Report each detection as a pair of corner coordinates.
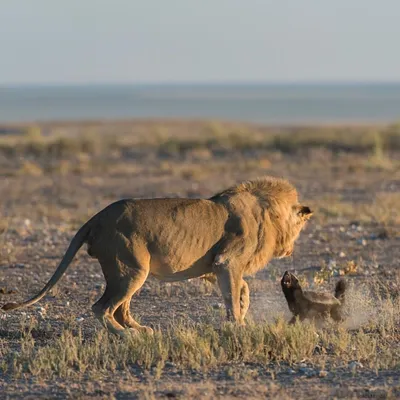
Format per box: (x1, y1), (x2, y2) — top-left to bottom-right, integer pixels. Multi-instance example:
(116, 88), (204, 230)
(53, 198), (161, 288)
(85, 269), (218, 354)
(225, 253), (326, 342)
(1, 122), (400, 168)
(2, 285), (398, 380)
(1, 120), (400, 398)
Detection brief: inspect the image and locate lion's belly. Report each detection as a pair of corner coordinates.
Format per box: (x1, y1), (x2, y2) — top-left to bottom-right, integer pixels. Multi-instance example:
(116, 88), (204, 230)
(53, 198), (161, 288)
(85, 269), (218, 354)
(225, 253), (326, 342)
(149, 254), (177, 275)
(149, 252), (214, 282)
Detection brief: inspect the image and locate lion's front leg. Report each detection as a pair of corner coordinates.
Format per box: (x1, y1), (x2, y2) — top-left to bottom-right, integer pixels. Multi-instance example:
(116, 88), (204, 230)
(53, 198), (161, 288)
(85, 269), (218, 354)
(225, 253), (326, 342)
(214, 265), (243, 324)
(239, 279), (250, 324)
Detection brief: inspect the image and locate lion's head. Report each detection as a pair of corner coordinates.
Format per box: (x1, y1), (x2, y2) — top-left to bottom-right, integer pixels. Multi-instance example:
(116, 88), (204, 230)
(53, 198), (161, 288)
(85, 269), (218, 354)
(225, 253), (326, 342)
(234, 177), (312, 259)
(274, 204), (313, 258)
(211, 176), (312, 263)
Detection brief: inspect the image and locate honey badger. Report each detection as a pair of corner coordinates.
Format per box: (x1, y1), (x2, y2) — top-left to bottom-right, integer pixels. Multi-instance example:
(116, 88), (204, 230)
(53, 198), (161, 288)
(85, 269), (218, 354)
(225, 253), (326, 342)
(281, 271), (346, 324)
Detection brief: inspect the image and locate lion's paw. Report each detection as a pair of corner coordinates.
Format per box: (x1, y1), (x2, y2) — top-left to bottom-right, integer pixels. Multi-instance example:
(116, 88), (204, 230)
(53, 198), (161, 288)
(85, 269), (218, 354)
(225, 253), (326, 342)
(127, 326), (154, 336)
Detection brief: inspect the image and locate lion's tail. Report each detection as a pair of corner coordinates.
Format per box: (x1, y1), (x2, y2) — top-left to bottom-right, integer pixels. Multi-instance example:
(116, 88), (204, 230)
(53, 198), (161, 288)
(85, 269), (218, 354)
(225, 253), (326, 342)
(334, 279), (346, 303)
(2, 219), (93, 312)
(200, 273), (217, 285)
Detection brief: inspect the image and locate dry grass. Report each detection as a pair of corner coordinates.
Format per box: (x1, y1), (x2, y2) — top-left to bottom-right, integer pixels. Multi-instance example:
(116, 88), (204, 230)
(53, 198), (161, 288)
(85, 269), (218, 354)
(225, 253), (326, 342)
(1, 122), (400, 164)
(1, 121), (399, 189)
(313, 192), (400, 227)
(1, 281), (398, 380)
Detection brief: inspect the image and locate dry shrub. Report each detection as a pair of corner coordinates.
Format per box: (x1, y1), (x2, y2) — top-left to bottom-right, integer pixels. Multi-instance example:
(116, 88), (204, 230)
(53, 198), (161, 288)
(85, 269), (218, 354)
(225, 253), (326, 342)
(17, 160), (43, 176)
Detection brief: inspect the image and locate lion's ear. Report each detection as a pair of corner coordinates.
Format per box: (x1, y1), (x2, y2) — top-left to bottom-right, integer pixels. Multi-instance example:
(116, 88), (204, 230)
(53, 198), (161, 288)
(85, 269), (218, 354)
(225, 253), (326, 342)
(298, 206), (313, 220)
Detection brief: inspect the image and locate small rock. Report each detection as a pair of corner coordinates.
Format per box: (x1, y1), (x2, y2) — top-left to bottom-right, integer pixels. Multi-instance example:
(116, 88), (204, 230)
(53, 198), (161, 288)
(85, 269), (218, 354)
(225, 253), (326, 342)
(212, 303), (224, 309)
(328, 259), (336, 269)
(313, 345), (323, 355)
(339, 252), (346, 258)
(349, 361), (363, 371)
(299, 367), (316, 377)
(0, 287), (18, 295)
(377, 230), (389, 240)
(164, 361), (176, 368)
(319, 370), (328, 378)
(76, 317), (84, 323)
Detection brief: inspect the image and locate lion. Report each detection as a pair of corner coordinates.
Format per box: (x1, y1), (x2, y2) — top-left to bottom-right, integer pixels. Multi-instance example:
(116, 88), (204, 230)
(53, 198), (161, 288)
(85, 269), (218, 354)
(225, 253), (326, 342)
(281, 271), (346, 324)
(2, 176), (312, 337)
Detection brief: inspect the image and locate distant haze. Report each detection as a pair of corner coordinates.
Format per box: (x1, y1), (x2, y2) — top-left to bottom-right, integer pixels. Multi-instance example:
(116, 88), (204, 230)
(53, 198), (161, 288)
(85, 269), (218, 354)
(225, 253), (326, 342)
(1, 1), (400, 85)
(1, 84), (400, 123)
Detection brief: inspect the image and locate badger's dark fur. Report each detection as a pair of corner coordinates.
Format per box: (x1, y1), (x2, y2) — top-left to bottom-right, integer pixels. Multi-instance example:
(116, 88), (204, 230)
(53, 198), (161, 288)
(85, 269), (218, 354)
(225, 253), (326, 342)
(281, 271), (346, 324)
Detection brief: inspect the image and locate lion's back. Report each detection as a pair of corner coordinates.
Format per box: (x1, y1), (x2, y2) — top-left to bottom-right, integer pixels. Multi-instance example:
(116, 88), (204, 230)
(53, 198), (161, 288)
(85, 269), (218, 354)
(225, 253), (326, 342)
(88, 198), (229, 265)
(132, 198), (229, 262)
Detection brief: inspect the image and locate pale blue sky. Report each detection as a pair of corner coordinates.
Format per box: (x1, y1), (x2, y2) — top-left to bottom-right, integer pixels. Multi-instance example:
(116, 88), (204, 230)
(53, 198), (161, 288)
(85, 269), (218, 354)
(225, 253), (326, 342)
(1, 0), (400, 85)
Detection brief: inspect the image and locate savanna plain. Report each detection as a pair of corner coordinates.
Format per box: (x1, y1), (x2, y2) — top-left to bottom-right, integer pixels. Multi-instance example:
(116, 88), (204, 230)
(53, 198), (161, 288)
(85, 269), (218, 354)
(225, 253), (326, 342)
(0, 120), (399, 399)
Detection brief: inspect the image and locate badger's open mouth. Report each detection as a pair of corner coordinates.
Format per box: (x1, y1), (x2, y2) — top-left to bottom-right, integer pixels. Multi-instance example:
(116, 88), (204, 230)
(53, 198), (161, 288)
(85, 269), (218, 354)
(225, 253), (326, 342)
(282, 271), (293, 287)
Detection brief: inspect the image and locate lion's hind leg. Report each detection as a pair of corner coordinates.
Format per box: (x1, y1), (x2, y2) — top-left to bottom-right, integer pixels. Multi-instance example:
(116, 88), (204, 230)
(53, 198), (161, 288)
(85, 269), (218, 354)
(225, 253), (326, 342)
(92, 236), (152, 337)
(92, 267), (151, 337)
(91, 286), (127, 337)
(114, 299), (153, 335)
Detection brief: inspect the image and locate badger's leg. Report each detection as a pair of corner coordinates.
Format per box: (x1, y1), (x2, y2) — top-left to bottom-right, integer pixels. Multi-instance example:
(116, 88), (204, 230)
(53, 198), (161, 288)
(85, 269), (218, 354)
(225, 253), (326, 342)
(330, 306), (344, 323)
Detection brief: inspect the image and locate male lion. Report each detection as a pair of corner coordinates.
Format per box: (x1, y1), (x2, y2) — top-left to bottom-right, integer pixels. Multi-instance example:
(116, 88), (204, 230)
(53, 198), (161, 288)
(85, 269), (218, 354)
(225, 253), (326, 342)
(2, 176), (312, 337)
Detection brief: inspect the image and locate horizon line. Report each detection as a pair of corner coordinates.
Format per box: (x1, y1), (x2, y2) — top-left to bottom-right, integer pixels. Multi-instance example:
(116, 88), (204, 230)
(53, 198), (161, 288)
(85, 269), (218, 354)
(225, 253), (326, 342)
(2, 80), (400, 88)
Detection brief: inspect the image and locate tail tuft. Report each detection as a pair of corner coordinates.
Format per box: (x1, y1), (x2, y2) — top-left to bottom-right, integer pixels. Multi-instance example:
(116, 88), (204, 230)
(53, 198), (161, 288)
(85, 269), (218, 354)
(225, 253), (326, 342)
(200, 273), (217, 284)
(2, 302), (20, 311)
(334, 279), (346, 301)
